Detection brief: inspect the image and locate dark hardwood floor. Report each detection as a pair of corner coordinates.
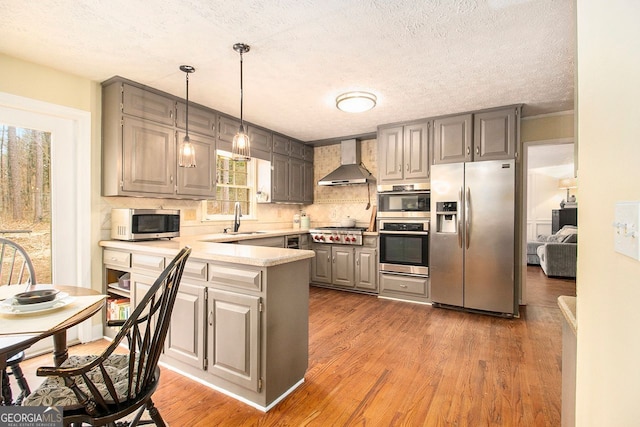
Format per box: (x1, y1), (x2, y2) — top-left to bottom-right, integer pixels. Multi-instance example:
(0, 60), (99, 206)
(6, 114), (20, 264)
(16, 266), (575, 426)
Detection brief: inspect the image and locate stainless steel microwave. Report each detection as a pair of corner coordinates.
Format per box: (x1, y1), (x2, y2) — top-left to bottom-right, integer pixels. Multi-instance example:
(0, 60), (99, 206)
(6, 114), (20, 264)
(377, 187), (430, 219)
(111, 208), (180, 241)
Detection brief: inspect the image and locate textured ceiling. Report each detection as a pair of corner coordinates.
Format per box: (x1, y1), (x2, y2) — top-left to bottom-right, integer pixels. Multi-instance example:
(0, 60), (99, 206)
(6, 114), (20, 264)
(0, 0), (575, 143)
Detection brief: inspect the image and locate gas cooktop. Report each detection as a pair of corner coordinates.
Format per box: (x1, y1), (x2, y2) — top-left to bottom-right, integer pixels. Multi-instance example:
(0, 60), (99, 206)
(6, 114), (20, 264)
(309, 226), (368, 245)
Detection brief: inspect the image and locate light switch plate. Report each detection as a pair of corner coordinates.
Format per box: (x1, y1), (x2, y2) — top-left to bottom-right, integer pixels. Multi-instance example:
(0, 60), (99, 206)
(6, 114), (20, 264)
(614, 201), (640, 260)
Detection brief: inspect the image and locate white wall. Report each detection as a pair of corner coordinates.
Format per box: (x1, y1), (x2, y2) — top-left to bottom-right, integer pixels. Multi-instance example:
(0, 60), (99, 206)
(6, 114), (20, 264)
(526, 172), (564, 239)
(576, 2), (640, 425)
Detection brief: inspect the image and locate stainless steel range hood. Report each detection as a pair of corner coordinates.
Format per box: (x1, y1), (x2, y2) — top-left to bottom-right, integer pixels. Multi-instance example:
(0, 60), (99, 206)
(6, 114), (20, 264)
(318, 139), (376, 186)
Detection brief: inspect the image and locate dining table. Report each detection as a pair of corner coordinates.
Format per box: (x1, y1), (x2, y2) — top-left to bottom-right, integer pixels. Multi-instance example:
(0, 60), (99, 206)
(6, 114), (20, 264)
(0, 284), (106, 405)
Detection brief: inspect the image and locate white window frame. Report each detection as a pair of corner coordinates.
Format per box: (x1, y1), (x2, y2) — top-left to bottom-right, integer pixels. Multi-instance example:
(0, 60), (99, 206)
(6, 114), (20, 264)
(201, 150), (258, 222)
(0, 91), (93, 343)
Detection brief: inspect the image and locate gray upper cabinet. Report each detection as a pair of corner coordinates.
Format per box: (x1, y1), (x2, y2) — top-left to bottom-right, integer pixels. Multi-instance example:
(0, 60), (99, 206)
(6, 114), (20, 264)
(247, 126), (272, 160)
(121, 116), (176, 194)
(103, 76), (310, 200)
(304, 144), (314, 162)
(103, 79), (216, 199)
(378, 126), (404, 182)
(218, 116), (271, 161)
(272, 134), (289, 155)
(433, 107), (518, 164)
(271, 153), (289, 203)
(217, 115), (239, 153)
(378, 120), (430, 184)
(289, 157), (305, 201)
(176, 131), (216, 197)
(270, 135), (312, 204)
(303, 161), (314, 204)
(176, 102), (217, 137)
(473, 107), (517, 161)
(433, 114), (473, 164)
(122, 83), (174, 126)
(289, 140), (305, 159)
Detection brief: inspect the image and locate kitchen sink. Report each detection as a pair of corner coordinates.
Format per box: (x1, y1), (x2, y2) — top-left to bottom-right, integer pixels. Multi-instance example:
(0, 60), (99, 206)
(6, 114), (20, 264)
(225, 231), (268, 236)
(199, 231), (268, 242)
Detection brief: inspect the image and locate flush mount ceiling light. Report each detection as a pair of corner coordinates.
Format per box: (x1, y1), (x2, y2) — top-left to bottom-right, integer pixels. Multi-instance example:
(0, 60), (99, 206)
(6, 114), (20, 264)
(178, 64), (196, 168)
(336, 91), (377, 113)
(232, 42), (251, 161)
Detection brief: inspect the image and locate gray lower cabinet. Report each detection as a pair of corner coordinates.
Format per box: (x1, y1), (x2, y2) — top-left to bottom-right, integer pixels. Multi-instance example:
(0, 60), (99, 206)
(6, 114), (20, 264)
(206, 288), (261, 392)
(310, 244), (331, 284)
(165, 258), (208, 370)
(331, 246), (355, 288)
(379, 273), (429, 303)
(101, 245), (310, 410)
(311, 236), (378, 293)
(355, 247), (377, 291)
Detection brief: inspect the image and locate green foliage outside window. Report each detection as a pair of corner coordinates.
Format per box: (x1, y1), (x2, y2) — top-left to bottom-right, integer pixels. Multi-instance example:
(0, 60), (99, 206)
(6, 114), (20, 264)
(205, 153), (252, 217)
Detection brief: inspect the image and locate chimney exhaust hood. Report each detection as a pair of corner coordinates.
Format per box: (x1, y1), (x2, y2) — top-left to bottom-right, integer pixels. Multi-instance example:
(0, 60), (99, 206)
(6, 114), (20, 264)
(318, 139), (376, 186)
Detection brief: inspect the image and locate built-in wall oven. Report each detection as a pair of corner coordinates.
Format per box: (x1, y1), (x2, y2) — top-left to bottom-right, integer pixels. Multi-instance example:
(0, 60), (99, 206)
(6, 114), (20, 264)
(378, 219), (429, 276)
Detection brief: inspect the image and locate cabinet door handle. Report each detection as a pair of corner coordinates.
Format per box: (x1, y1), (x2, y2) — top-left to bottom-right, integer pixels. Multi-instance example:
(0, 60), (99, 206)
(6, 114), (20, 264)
(332, 256), (335, 263)
(400, 284), (408, 289)
(406, 163), (409, 172)
(170, 175), (174, 183)
(466, 146), (470, 156)
(476, 146), (479, 155)
(208, 310), (213, 326)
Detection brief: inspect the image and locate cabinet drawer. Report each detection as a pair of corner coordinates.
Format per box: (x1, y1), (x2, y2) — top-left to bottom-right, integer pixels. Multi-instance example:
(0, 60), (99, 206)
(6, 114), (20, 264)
(380, 273), (428, 296)
(182, 259), (208, 281)
(209, 264), (262, 292)
(103, 249), (131, 268)
(132, 253), (165, 272)
(362, 235), (378, 247)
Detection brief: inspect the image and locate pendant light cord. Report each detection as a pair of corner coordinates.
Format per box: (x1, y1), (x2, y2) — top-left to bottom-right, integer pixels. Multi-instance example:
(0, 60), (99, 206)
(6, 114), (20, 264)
(239, 50), (244, 128)
(185, 72), (190, 137)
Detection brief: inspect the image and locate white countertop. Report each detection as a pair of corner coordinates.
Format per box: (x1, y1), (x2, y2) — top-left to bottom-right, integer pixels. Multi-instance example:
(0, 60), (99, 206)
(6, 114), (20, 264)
(557, 295), (577, 335)
(100, 229), (315, 268)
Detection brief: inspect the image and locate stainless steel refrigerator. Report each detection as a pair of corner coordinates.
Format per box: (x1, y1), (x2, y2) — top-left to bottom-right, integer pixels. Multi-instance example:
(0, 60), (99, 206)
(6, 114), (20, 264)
(430, 159), (516, 315)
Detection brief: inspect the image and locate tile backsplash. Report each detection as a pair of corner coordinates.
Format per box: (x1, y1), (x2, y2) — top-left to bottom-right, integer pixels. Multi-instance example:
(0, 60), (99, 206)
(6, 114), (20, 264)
(304, 138), (377, 228)
(100, 138), (378, 238)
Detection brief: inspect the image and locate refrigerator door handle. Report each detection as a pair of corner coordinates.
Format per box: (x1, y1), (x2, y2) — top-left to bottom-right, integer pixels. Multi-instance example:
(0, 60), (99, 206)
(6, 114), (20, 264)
(457, 187), (463, 248)
(465, 187), (471, 249)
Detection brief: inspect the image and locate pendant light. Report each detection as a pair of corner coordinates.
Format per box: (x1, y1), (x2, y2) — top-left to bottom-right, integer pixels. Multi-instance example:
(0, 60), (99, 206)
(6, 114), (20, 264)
(232, 43), (251, 161)
(179, 65), (197, 168)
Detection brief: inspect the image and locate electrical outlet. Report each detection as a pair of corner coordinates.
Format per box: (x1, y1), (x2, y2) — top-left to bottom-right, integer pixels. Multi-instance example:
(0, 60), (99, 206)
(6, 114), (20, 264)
(614, 201), (640, 260)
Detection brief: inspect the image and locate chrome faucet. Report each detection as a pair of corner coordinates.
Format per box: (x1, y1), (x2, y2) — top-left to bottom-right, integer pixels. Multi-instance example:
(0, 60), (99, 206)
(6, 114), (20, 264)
(233, 201), (242, 232)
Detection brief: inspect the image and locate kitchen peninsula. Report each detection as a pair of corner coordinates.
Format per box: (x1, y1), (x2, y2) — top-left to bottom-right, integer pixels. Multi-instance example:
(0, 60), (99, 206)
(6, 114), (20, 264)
(100, 232), (314, 411)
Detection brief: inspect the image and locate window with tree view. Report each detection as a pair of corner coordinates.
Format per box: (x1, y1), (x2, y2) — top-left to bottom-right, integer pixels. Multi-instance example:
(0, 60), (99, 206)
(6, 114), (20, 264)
(0, 124), (52, 283)
(203, 151), (255, 219)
